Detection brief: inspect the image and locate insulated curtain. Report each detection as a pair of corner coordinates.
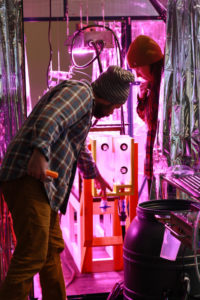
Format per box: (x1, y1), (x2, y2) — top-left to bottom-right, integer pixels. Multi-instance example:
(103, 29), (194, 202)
(163, 0), (200, 170)
(0, 0), (26, 284)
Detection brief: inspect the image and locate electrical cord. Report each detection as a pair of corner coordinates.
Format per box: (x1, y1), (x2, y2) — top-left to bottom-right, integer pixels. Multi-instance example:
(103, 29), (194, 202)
(73, 69), (92, 81)
(70, 24), (125, 133)
(88, 40), (104, 73)
(120, 106), (125, 135)
(106, 280), (124, 300)
(181, 273), (190, 300)
(71, 37), (104, 69)
(46, 0), (53, 89)
(70, 24), (123, 69)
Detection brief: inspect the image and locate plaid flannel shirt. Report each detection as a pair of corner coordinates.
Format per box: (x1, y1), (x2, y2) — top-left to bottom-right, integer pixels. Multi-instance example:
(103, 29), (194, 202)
(0, 80), (99, 214)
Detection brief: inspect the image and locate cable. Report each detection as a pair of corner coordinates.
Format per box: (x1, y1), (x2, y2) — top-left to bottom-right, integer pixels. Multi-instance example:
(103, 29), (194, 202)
(70, 24), (125, 134)
(120, 105), (125, 135)
(181, 273), (190, 300)
(88, 40), (104, 73)
(46, 0), (53, 89)
(106, 280), (124, 300)
(71, 38), (104, 69)
(70, 24), (123, 69)
(73, 69), (92, 81)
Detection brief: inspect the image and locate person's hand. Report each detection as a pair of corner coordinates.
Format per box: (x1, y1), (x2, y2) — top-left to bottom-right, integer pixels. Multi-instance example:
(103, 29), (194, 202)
(138, 81), (151, 99)
(94, 173), (112, 198)
(27, 148), (49, 181)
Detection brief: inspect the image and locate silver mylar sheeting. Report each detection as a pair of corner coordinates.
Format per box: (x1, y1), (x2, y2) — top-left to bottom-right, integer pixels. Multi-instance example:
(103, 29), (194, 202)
(163, 0), (200, 169)
(0, 0), (26, 285)
(0, 0), (26, 161)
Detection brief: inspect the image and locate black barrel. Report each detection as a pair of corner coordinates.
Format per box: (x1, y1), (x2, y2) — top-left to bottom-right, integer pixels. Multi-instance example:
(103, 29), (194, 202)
(123, 199), (200, 300)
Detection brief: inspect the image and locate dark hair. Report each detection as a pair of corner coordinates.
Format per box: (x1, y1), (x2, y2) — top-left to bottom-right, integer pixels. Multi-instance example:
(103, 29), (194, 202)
(147, 57), (164, 129)
(150, 57), (164, 86)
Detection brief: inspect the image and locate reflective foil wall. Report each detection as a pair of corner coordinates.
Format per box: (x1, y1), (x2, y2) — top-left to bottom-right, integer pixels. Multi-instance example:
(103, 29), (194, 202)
(0, 0), (26, 158)
(163, 0), (200, 169)
(0, 0), (26, 284)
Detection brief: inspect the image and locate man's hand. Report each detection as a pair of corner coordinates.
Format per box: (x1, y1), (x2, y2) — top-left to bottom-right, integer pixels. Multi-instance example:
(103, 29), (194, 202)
(94, 173), (112, 198)
(27, 148), (48, 181)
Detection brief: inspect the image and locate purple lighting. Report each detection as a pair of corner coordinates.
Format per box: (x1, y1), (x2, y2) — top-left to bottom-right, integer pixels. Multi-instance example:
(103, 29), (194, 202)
(72, 49), (96, 55)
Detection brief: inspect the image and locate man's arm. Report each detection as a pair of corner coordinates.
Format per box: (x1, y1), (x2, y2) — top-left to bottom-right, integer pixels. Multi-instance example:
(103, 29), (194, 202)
(77, 143), (112, 197)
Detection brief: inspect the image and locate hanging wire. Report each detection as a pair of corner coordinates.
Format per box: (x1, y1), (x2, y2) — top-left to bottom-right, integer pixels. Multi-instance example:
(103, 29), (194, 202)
(70, 24), (125, 133)
(88, 40), (104, 73)
(72, 69), (92, 81)
(120, 106), (125, 134)
(70, 24), (123, 69)
(79, 0), (83, 29)
(86, 0), (89, 25)
(65, 0), (69, 38)
(71, 38), (105, 69)
(101, 0), (105, 27)
(106, 280), (124, 300)
(46, 0), (53, 89)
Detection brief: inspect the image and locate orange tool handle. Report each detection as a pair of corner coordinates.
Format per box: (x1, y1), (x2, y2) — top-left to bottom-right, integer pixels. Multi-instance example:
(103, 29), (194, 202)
(46, 169), (58, 178)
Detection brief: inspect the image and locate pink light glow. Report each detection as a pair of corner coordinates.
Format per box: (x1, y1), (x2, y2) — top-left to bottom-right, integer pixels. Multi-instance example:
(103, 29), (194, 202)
(90, 20), (166, 201)
(130, 20), (166, 202)
(51, 20), (166, 206)
(25, 44), (32, 116)
(32, 21), (167, 297)
(72, 48), (96, 55)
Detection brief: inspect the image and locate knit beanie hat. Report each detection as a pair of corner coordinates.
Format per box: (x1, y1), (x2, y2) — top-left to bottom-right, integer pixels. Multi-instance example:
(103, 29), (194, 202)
(127, 35), (164, 68)
(91, 66), (135, 105)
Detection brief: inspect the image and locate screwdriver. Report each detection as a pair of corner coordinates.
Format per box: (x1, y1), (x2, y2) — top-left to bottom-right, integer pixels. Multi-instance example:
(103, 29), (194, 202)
(46, 169), (58, 178)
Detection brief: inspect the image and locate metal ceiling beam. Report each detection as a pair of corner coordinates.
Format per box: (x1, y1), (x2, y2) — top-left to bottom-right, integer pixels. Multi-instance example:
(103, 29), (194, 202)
(148, 0), (167, 22)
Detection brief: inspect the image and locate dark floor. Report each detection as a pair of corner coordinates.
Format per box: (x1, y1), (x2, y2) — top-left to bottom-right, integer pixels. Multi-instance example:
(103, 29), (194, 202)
(33, 244), (124, 300)
(62, 246), (124, 300)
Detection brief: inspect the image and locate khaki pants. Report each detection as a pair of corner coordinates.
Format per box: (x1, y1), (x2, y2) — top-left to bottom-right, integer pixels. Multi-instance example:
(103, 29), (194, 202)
(0, 176), (67, 300)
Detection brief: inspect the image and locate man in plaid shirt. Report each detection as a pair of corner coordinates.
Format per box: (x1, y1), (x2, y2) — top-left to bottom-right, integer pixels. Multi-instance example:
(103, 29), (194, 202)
(0, 66), (134, 300)
(127, 35), (164, 197)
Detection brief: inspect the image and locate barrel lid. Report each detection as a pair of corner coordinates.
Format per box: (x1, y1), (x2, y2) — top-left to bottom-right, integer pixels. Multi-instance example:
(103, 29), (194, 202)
(137, 199), (195, 217)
